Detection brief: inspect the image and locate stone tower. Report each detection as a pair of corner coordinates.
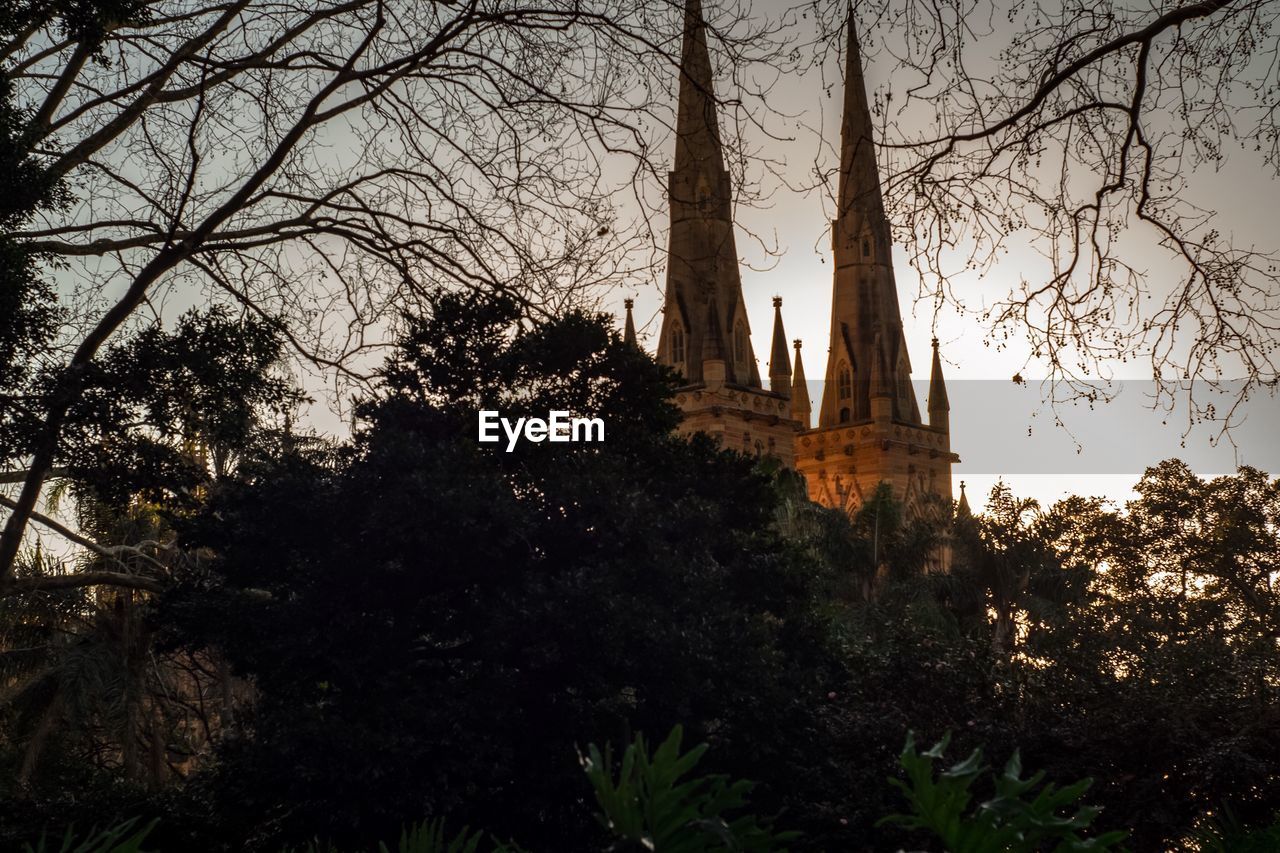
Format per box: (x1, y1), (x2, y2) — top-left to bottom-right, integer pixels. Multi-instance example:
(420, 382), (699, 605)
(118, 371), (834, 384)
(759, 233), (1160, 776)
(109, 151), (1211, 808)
(655, 0), (801, 464)
(793, 13), (958, 516)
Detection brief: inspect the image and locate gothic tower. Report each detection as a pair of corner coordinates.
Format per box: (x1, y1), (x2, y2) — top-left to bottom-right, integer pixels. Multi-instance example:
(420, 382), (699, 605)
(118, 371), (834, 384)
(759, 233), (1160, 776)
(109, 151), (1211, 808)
(655, 0), (801, 463)
(793, 13), (958, 517)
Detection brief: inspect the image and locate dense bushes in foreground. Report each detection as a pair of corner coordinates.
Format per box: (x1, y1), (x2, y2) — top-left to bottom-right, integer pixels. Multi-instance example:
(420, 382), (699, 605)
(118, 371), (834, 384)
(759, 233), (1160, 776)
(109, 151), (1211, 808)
(25, 728), (1132, 853)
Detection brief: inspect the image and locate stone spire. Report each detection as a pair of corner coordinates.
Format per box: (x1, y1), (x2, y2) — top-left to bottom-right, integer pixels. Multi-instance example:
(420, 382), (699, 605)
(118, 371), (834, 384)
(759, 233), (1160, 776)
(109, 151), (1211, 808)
(927, 336), (949, 433)
(623, 298), (637, 347)
(768, 297), (791, 394)
(956, 480), (971, 516)
(656, 0), (760, 387)
(791, 339), (811, 429)
(818, 9), (920, 427)
(835, 6), (887, 245)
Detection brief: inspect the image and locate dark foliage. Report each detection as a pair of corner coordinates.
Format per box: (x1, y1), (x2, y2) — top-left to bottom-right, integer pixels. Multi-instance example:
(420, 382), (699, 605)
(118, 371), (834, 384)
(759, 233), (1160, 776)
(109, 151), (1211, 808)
(160, 292), (846, 851)
(2, 289), (1275, 851)
(2, 305), (302, 508)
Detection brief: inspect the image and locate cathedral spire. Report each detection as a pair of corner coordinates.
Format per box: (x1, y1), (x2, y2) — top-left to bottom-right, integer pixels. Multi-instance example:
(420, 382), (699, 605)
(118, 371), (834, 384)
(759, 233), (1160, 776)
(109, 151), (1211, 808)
(674, 0), (725, 181)
(818, 8), (919, 427)
(656, 0), (760, 387)
(791, 339), (811, 429)
(927, 336), (950, 433)
(836, 4), (887, 237)
(768, 297), (791, 394)
(623, 298), (637, 347)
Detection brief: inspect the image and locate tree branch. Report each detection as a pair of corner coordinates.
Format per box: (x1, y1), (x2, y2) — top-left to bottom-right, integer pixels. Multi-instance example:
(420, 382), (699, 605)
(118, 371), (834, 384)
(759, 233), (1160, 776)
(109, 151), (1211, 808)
(5, 571), (166, 596)
(0, 494), (169, 575)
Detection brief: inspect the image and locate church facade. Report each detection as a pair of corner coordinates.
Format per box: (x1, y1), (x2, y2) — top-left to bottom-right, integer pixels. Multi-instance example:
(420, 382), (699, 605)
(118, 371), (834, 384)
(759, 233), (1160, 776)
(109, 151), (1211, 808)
(634, 0), (959, 518)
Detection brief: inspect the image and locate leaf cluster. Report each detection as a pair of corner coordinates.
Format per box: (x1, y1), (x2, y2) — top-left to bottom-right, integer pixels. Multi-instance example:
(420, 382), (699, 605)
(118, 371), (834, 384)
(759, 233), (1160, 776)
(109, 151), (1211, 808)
(880, 733), (1127, 853)
(583, 725), (797, 853)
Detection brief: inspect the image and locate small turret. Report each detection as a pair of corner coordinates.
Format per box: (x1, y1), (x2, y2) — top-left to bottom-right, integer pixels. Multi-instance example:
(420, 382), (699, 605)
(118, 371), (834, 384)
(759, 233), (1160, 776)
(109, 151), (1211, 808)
(927, 336), (950, 433)
(956, 480), (971, 517)
(623, 298), (637, 347)
(768, 297), (792, 395)
(791, 339), (811, 429)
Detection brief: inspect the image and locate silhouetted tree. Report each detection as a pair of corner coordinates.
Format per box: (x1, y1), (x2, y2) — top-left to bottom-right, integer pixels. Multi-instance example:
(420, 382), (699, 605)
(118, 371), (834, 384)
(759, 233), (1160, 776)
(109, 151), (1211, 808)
(159, 292), (846, 851)
(1017, 462), (1280, 847)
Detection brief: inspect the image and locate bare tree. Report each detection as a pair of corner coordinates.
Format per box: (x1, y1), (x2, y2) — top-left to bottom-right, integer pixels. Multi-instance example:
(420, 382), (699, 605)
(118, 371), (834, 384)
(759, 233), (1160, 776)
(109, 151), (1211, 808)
(0, 0), (793, 585)
(801, 0), (1279, 423)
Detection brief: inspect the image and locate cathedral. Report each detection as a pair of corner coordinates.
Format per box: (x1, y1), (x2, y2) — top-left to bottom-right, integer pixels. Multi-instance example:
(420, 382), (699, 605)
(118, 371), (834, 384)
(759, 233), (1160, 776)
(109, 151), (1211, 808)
(626, 0), (959, 519)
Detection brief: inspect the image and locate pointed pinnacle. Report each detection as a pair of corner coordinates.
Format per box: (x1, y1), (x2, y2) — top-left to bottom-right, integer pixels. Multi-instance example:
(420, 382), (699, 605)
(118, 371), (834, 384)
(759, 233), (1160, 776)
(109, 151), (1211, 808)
(623, 298), (637, 347)
(837, 7), (887, 232)
(928, 336), (949, 412)
(769, 296), (791, 383)
(791, 339), (811, 426)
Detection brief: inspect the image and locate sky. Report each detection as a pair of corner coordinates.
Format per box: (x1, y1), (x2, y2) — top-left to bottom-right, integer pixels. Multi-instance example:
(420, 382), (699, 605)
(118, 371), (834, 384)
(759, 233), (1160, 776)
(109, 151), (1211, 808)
(607, 3), (1280, 513)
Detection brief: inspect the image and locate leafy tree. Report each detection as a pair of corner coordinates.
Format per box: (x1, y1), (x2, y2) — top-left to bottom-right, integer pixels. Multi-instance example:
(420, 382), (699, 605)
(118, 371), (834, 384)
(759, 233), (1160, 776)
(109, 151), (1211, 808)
(1, 307), (303, 597)
(947, 484), (1090, 658)
(1010, 463), (1280, 847)
(0, 307), (302, 834)
(160, 291), (844, 851)
(817, 466), (1280, 849)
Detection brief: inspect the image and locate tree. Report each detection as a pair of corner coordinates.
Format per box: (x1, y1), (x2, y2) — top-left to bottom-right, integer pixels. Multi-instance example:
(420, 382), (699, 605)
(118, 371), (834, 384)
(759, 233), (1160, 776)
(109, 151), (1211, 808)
(0, 495), (242, 795)
(825, 468), (1280, 848)
(0, 307), (301, 597)
(0, 0), (792, 585)
(1014, 462), (1280, 847)
(158, 291), (844, 851)
(806, 0), (1279, 420)
(0, 307), (295, 813)
(948, 483), (1089, 658)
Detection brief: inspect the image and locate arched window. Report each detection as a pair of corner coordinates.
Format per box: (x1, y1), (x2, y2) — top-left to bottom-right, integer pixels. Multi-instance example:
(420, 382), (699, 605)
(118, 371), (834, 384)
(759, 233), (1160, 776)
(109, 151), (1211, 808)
(839, 406), (851, 423)
(837, 361), (852, 399)
(671, 321), (685, 365)
(862, 237), (871, 258)
(733, 320), (747, 365)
